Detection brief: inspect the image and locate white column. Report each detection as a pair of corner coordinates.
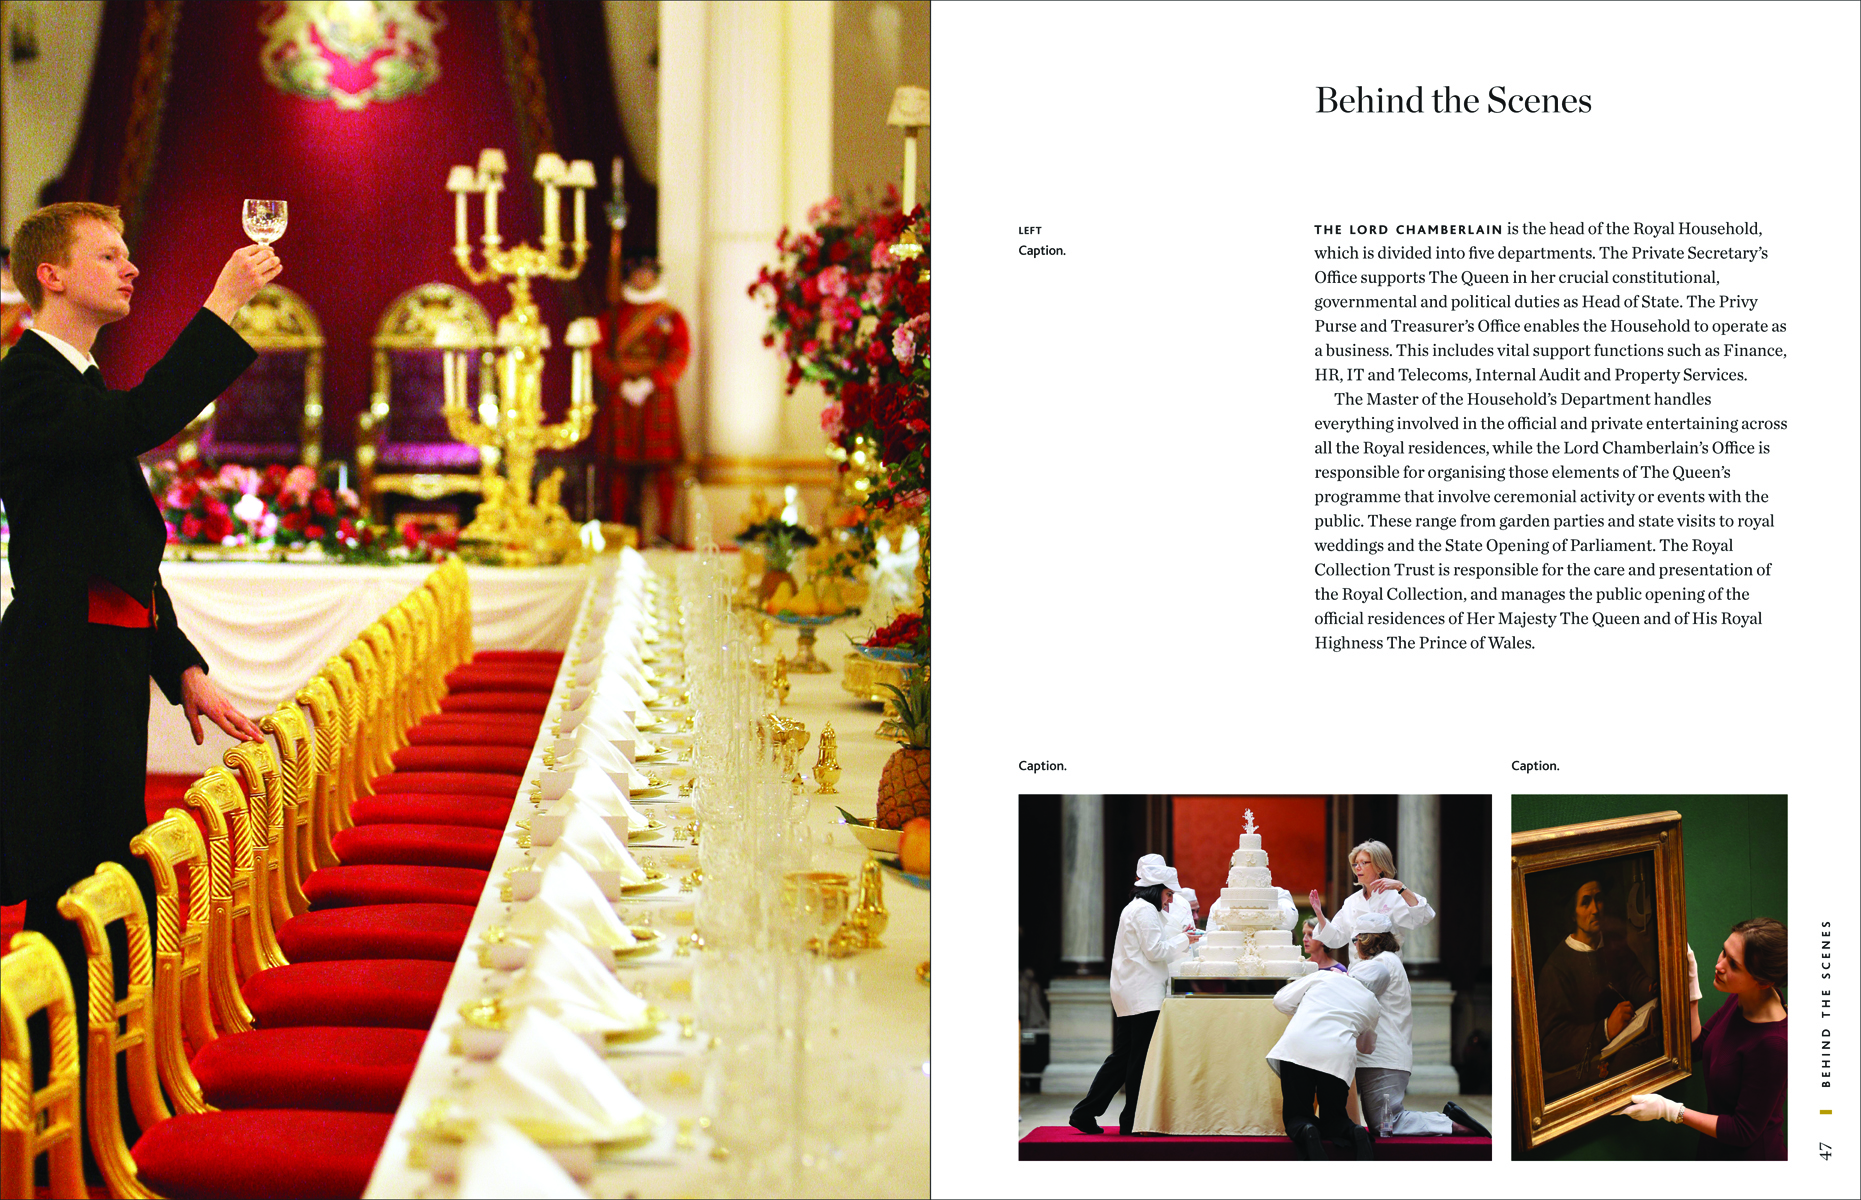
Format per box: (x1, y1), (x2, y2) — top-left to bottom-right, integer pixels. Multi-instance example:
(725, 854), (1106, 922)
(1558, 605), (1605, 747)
(1397, 793), (1440, 966)
(1397, 793), (1458, 1092)
(1043, 977), (1113, 1095)
(700, 1), (787, 465)
(779, 1), (836, 459)
(656, 0), (707, 460)
(1060, 795), (1104, 969)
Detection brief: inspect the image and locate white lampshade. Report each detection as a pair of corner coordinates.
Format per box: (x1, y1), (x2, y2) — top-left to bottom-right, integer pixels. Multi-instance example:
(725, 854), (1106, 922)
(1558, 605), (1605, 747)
(561, 159), (598, 189)
(477, 148), (509, 176)
(446, 165), (479, 192)
(532, 153), (567, 184)
(564, 317), (601, 348)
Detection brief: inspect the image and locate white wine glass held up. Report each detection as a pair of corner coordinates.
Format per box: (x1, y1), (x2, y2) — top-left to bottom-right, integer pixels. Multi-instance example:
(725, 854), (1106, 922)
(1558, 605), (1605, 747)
(242, 198), (288, 245)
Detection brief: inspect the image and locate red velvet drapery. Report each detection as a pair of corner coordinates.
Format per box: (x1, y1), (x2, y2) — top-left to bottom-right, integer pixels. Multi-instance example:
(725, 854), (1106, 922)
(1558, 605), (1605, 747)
(43, 0), (643, 465)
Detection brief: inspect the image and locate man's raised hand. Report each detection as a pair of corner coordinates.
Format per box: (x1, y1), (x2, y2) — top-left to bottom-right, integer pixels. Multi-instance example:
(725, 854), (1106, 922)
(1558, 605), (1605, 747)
(204, 245), (283, 324)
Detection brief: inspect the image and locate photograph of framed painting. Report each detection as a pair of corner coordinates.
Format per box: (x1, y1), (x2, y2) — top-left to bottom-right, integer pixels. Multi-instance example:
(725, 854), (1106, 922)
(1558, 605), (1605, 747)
(1510, 810), (1690, 1150)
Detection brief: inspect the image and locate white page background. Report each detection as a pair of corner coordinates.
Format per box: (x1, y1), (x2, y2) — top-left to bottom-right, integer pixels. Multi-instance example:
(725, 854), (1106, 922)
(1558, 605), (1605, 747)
(929, 2), (1857, 1194)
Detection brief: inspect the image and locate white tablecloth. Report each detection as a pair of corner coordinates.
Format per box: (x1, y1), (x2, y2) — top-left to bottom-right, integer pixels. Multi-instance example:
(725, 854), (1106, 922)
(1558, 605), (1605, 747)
(0, 558), (587, 773)
(362, 553), (929, 1197)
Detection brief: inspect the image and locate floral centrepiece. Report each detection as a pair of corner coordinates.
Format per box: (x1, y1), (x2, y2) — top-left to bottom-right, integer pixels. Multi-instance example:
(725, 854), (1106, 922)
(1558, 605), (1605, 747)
(148, 459), (455, 562)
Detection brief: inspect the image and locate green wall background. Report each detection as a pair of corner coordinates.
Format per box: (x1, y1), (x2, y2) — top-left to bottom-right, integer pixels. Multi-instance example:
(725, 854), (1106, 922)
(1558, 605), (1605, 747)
(1512, 795), (1788, 1161)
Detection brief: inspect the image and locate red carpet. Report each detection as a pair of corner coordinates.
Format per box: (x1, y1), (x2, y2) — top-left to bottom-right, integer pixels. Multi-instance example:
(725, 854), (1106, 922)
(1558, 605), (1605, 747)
(1020, 1125), (1491, 1160)
(1, 775), (199, 951)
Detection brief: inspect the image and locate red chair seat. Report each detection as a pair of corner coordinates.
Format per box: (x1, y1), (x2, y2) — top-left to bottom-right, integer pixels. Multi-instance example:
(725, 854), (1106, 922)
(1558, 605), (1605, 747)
(472, 649), (565, 665)
(242, 958), (452, 1029)
(370, 770), (524, 796)
(134, 1109), (391, 1199)
(277, 903), (473, 962)
(438, 690), (552, 714)
(407, 720), (540, 747)
(304, 862), (490, 907)
(445, 663), (561, 691)
(390, 743), (534, 774)
(353, 793), (516, 830)
(191, 1026), (423, 1112)
(332, 823), (500, 869)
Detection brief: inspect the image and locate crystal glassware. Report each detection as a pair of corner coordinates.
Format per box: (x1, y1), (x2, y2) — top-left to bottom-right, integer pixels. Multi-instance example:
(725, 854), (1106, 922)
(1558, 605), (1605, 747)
(242, 199), (288, 245)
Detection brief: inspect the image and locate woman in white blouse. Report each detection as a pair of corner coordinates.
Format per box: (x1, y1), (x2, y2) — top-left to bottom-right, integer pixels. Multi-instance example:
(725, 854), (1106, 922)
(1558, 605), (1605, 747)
(1069, 854), (1200, 1136)
(1308, 839), (1436, 961)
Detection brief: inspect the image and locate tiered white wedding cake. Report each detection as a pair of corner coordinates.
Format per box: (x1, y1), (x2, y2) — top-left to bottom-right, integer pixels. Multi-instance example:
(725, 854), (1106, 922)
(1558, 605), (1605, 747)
(1173, 810), (1315, 980)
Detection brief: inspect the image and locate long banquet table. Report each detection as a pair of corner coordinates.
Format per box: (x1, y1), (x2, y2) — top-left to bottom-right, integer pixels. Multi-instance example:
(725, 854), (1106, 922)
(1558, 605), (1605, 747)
(0, 558), (586, 774)
(363, 551), (929, 1197)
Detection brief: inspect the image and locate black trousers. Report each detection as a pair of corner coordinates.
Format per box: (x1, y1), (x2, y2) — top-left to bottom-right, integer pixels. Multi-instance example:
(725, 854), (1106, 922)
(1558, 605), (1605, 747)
(1278, 1059), (1356, 1146)
(1073, 1007), (1160, 1134)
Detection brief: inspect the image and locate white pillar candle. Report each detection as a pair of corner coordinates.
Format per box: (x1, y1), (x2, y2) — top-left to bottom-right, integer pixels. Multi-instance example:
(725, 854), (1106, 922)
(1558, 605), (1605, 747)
(902, 133), (917, 214)
(485, 184), (500, 243)
(543, 184), (560, 243)
(454, 189), (467, 247)
(573, 187), (586, 246)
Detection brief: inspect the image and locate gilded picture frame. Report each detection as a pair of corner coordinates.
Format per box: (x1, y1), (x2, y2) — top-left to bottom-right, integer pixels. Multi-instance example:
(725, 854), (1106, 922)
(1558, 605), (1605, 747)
(1511, 811), (1690, 1150)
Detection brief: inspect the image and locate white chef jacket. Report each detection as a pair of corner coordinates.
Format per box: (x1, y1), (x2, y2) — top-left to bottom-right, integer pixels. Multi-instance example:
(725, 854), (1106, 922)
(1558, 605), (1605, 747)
(1349, 951), (1413, 1072)
(1265, 968), (1383, 1082)
(1108, 897), (1190, 1017)
(1317, 887), (1437, 954)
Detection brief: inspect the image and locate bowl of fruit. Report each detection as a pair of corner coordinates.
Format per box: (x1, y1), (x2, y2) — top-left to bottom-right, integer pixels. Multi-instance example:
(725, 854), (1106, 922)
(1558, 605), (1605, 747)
(855, 611), (924, 663)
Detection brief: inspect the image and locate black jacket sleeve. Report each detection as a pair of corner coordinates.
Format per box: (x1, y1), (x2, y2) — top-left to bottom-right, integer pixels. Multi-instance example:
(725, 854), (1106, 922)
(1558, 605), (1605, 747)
(148, 576), (208, 704)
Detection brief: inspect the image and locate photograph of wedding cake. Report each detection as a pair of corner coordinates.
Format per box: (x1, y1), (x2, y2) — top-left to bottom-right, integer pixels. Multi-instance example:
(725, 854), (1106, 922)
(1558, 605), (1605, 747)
(1173, 810), (1315, 979)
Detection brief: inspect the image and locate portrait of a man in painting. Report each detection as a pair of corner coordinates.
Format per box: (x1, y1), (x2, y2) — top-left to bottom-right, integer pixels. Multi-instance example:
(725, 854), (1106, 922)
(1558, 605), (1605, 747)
(1527, 855), (1663, 1101)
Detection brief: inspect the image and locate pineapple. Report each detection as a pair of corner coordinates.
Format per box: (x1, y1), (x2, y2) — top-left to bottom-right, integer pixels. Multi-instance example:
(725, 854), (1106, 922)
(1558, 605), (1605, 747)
(874, 674), (930, 829)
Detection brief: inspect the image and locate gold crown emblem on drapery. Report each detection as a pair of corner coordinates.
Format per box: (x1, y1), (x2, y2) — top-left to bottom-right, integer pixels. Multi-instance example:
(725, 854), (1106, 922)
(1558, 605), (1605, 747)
(258, 1), (444, 111)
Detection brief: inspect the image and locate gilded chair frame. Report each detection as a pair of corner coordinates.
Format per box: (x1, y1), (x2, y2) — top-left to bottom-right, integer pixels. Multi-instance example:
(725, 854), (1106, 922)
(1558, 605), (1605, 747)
(295, 673), (347, 869)
(56, 863), (168, 1199)
(222, 740), (296, 952)
(260, 703), (316, 917)
(181, 770), (262, 1034)
(179, 282), (326, 466)
(1, 931), (84, 1200)
(128, 811), (217, 1116)
(356, 282), (495, 514)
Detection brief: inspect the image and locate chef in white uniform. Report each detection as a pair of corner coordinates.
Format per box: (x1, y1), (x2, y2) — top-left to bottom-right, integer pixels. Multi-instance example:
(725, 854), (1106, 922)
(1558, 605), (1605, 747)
(1308, 838), (1436, 962)
(1267, 960), (1385, 1159)
(1069, 854), (1199, 1136)
(1164, 885), (1199, 935)
(1348, 914), (1486, 1138)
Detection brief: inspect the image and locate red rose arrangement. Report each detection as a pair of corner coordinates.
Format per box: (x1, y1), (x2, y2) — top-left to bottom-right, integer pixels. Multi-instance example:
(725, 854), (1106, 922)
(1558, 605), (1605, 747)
(148, 459), (450, 563)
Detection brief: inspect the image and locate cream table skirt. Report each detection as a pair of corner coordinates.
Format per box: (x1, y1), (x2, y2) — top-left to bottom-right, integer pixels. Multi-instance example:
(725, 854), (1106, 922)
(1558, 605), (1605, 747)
(1132, 995), (1294, 1136)
(0, 559), (587, 773)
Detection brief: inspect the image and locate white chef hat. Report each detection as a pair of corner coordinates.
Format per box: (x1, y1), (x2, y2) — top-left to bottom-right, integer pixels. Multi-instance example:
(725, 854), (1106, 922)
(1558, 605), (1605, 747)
(1174, 887), (1198, 907)
(1354, 911), (1395, 935)
(1134, 853), (1180, 890)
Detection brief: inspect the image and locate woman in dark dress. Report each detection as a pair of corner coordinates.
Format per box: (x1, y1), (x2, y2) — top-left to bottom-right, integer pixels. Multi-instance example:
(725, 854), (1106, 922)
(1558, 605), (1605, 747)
(1621, 917), (1787, 1159)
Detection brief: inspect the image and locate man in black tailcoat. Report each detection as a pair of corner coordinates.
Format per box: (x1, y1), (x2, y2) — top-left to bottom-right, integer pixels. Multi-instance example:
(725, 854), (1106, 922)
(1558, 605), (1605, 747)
(0, 202), (280, 1019)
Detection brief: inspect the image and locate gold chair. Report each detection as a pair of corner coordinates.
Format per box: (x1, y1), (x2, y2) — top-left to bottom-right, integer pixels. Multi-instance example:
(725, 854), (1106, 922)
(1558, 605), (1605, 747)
(221, 741), (298, 959)
(355, 282), (495, 517)
(183, 769), (270, 1029)
(295, 672), (349, 869)
(181, 283), (325, 466)
(128, 812), (218, 1115)
(1, 931), (85, 1200)
(259, 703), (317, 918)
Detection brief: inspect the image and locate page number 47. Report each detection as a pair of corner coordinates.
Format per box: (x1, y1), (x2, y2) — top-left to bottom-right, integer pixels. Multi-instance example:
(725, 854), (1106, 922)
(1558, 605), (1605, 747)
(1820, 1143), (1832, 1161)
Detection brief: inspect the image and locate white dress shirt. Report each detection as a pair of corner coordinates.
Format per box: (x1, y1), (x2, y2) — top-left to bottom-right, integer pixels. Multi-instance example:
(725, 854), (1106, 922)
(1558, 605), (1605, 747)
(25, 327), (100, 375)
(1349, 951), (1414, 1072)
(1108, 897), (1189, 1017)
(1317, 886), (1436, 953)
(1266, 968), (1383, 1082)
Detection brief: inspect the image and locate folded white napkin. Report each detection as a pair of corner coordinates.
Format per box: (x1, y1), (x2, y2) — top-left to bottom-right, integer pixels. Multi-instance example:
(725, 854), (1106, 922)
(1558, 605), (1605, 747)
(507, 856), (641, 951)
(502, 928), (654, 1035)
(555, 763), (653, 830)
(532, 808), (648, 882)
(463, 1009), (652, 1143)
(555, 738), (652, 792)
(455, 1117), (589, 1199)
(597, 659), (658, 705)
(557, 720), (637, 767)
(559, 706), (657, 759)
(560, 679), (649, 725)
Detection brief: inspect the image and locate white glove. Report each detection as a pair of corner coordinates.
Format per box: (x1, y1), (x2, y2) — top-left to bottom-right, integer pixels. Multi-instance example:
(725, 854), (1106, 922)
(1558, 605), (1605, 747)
(1620, 1093), (1683, 1123)
(620, 378), (655, 406)
(1685, 944), (1702, 1002)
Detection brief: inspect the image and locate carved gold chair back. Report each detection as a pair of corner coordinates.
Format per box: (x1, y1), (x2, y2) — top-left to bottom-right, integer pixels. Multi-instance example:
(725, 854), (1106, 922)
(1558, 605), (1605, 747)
(1, 931), (84, 1200)
(222, 740), (295, 949)
(183, 768), (276, 1012)
(56, 863), (169, 1199)
(340, 637), (394, 793)
(320, 657), (365, 835)
(260, 702), (315, 916)
(295, 673), (346, 868)
(128, 812), (218, 1115)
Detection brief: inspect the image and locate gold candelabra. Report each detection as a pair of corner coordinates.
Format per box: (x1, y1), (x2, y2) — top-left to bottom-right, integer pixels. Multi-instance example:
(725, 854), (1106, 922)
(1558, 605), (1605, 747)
(440, 148), (603, 564)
